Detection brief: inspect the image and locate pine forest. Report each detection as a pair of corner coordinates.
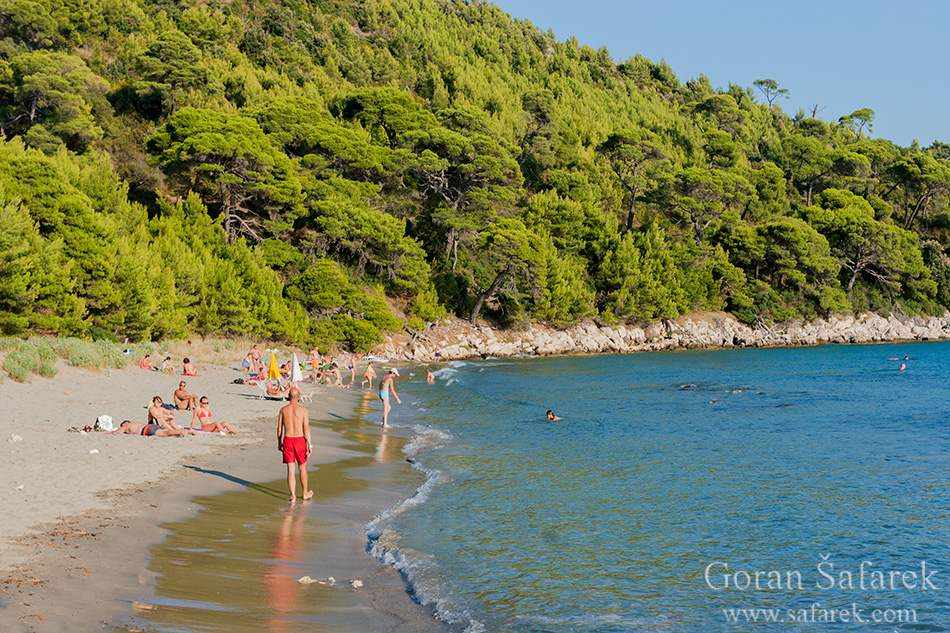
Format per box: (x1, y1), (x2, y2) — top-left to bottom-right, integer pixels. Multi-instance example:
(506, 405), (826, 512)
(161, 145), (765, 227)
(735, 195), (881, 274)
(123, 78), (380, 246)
(3, 0), (950, 350)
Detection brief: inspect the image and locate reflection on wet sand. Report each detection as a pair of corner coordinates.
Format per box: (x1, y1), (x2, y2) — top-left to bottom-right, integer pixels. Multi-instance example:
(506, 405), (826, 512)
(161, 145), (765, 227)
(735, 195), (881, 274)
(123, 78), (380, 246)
(264, 508), (305, 632)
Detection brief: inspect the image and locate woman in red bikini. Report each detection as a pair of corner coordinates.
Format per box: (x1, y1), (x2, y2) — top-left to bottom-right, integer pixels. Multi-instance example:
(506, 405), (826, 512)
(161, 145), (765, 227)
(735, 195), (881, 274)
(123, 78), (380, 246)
(189, 397), (238, 434)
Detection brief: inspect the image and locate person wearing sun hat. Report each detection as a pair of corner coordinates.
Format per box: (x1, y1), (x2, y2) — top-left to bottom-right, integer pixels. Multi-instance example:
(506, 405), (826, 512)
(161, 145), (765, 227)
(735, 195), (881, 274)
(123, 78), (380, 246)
(378, 368), (401, 428)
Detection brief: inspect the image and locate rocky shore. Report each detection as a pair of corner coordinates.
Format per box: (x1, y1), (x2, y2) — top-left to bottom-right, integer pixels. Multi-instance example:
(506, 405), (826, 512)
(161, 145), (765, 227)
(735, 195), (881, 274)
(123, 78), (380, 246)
(382, 311), (950, 361)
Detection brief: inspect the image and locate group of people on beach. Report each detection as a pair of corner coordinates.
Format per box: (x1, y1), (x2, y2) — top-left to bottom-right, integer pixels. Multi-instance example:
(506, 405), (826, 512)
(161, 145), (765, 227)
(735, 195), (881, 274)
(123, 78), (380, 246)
(112, 378), (238, 438)
(139, 353), (199, 376)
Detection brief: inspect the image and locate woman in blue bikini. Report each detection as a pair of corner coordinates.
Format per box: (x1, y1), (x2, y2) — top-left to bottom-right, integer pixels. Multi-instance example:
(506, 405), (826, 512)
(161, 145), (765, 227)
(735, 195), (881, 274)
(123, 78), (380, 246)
(378, 369), (401, 428)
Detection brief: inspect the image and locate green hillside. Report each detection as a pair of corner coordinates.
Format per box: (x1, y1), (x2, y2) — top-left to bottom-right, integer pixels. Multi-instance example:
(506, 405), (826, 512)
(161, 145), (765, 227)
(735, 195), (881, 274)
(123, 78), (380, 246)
(3, 0), (949, 349)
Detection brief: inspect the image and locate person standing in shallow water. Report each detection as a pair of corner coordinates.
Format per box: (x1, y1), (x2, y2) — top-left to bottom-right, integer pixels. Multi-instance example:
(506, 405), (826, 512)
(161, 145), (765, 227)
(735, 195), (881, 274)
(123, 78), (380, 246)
(361, 362), (377, 388)
(277, 388), (313, 504)
(379, 369), (401, 429)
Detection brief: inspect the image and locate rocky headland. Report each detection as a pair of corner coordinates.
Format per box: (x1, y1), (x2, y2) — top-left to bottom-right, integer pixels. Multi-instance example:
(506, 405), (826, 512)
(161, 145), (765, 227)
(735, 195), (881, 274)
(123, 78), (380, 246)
(381, 312), (950, 361)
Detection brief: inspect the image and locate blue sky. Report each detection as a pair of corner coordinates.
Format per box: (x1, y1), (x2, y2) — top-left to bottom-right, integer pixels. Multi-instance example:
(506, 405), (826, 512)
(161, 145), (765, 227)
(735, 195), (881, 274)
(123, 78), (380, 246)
(492, 0), (946, 148)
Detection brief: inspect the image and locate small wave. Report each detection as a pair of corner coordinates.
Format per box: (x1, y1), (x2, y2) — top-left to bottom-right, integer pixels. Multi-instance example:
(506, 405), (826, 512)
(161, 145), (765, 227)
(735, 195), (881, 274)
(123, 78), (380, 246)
(366, 423), (485, 632)
(677, 382), (712, 391)
(403, 424), (453, 459)
(519, 611), (679, 629)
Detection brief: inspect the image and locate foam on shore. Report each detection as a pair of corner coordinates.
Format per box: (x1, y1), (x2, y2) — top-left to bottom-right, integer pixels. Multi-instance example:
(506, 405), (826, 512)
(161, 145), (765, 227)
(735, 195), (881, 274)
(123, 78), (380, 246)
(366, 423), (487, 633)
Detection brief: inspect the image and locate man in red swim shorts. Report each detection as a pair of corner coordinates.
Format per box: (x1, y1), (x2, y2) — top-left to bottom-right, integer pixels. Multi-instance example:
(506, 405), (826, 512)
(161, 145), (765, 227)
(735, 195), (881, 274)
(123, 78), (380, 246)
(277, 388), (313, 503)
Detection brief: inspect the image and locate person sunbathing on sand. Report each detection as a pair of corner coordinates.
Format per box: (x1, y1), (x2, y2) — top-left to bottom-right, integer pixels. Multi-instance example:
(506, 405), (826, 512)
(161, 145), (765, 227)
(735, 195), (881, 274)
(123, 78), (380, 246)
(266, 380), (291, 398)
(190, 397), (238, 434)
(139, 354), (155, 371)
(112, 420), (184, 437)
(182, 358), (199, 376)
(149, 397), (184, 431)
(174, 381), (199, 410)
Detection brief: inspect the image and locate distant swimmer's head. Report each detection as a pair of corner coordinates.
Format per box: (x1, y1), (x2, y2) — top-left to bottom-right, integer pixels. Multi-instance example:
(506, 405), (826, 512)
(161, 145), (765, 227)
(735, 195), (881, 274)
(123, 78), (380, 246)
(546, 410), (557, 420)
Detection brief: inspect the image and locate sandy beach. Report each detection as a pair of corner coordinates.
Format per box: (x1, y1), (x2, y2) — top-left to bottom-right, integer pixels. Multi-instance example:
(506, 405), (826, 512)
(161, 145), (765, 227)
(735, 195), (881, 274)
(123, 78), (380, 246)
(0, 348), (440, 632)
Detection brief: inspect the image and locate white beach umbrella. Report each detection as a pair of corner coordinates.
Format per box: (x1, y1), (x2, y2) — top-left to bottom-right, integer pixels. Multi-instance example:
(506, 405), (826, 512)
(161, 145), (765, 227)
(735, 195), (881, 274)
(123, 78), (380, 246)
(291, 353), (303, 383)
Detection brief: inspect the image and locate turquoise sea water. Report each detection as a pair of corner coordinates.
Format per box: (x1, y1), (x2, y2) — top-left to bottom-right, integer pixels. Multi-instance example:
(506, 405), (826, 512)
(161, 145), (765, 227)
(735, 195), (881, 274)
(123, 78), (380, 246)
(374, 342), (950, 632)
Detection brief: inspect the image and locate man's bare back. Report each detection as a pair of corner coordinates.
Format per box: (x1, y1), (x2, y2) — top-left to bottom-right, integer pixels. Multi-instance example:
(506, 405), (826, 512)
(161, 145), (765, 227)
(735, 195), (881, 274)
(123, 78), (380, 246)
(278, 396), (310, 439)
(278, 389), (312, 502)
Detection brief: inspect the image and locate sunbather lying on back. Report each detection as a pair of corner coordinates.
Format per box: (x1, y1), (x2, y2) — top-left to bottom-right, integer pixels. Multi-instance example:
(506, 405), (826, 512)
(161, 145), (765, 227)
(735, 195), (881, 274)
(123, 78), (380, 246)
(112, 420), (184, 437)
(266, 380), (291, 398)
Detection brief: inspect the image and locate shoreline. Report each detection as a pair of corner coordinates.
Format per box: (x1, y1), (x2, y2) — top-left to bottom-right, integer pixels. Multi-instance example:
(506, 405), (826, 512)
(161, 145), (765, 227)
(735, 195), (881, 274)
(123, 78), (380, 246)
(0, 356), (442, 632)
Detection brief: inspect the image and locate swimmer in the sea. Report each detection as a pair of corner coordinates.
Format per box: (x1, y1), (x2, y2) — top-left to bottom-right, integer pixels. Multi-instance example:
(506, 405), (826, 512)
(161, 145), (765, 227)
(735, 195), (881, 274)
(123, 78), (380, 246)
(546, 410), (562, 421)
(424, 365), (434, 384)
(900, 363), (906, 371)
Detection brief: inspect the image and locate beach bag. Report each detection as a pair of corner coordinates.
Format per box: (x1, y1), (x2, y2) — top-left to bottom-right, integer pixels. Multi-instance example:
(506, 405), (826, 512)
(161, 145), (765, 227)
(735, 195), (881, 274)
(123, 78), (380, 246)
(94, 415), (116, 432)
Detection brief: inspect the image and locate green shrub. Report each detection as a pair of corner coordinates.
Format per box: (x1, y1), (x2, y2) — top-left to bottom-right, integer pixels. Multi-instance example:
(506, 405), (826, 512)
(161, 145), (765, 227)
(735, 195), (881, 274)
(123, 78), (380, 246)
(33, 342), (56, 363)
(36, 358), (58, 378)
(85, 326), (118, 343)
(332, 314), (382, 353)
(61, 338), (101, 367)
(4, 348), (38, 382)
(95, 339), (126, 369)
(0, 337), (22, 352)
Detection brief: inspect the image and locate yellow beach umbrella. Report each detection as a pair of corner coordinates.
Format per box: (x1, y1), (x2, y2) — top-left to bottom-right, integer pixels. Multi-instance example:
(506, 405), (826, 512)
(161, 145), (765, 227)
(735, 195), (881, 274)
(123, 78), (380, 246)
(268, 352), (280, 379)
